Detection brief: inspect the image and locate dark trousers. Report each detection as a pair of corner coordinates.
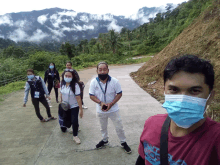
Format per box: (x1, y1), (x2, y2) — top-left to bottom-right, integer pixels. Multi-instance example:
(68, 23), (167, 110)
(63, 107), (79, 136)
(48, 83), (58, 100)
(32, 96), (52, 120)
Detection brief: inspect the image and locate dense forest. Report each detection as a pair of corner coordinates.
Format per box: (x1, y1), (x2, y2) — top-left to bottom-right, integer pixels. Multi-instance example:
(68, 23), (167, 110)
(0, 0), (212, 86)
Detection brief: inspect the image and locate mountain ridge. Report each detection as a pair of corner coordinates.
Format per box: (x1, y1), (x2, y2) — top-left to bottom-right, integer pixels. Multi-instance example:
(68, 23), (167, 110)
(0, 6), (168, 43)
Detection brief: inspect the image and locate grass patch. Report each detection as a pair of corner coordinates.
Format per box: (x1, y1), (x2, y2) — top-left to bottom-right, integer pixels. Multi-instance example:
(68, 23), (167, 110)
(0, 81), (26, 96)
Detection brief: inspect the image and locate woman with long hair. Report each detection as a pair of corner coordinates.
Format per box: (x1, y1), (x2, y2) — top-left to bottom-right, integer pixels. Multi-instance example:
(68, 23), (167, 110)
(23, 69), (57, 122)
(60, 70), (83, 144)
(65, 61), (87, 109)
(44, 63), (60, 103)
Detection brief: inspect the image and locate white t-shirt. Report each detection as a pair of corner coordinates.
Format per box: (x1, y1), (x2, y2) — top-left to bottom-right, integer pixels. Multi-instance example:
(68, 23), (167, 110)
(89, 76), (122, 114)
(60, 83), (81, 109)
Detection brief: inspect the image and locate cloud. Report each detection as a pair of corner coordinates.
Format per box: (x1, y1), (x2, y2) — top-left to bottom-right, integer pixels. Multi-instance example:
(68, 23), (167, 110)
(29, 29), (49, 42)
(47, 26), (65, 37)
(37, 14), (48, 24)
(8, 28), (28, 42)
(58, 11), (78, 17)
(103, 14), (114, 21)
(14, 20), (27, 28)
(73, 24), (94, 31)
(80, 15), (89, 22)
(0, 15), (13, 26)
(107, 20), (123, 32)
(0, 34), (4, 38)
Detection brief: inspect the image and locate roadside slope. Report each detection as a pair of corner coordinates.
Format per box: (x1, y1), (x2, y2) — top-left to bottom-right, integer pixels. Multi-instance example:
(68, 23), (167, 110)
(131, 0), (220, 119)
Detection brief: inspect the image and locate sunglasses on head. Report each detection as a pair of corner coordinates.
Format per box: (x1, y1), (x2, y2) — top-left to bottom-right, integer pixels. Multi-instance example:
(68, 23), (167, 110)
(64, 69), (74, 72)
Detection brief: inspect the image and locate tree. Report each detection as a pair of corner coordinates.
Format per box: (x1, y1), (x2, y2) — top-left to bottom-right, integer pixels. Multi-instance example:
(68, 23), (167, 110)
(59, 42), (74, 59)
(107, 30), (122, 54)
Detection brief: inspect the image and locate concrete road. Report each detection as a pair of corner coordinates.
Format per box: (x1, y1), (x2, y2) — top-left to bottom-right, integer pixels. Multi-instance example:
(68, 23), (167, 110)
(0, 63), (166, 165)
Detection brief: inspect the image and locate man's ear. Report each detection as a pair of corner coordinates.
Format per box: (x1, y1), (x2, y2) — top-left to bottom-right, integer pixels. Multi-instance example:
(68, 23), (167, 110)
(207, 90), (215, 105)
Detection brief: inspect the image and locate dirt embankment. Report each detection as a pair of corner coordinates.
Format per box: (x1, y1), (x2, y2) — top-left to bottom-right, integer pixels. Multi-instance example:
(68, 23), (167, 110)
(131, 0), (220, 120)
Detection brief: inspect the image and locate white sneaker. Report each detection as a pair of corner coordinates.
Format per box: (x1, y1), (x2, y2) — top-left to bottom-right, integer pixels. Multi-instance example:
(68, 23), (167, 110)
(82, 105), (88, 109)
(73, 136), (81, 144)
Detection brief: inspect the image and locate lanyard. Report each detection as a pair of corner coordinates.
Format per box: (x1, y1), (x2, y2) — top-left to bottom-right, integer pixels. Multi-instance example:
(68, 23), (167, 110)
(97, 78), (108, 103)
(33, 77), (37, 88)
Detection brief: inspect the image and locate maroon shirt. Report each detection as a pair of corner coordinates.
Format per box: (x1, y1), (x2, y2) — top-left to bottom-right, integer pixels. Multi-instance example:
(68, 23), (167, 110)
(138, 114), (220, 165)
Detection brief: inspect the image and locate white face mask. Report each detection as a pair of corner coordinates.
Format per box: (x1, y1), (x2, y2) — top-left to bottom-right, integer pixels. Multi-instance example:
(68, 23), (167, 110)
(162, 93), (211, 128)
(64, 77), (72, 83)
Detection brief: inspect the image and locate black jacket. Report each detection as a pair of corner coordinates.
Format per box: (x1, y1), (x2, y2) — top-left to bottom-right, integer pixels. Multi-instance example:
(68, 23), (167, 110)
(44, 63), (60, 84)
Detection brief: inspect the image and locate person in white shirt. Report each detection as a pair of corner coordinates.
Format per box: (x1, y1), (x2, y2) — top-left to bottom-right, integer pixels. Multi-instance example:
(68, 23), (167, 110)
(60, 70), (83, 144)
(89, 61), (132, 154)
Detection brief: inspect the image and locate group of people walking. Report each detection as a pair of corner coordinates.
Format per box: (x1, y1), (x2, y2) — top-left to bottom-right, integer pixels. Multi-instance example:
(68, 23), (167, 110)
(23, 61), (131, 153)
(23, 55), (219, 164)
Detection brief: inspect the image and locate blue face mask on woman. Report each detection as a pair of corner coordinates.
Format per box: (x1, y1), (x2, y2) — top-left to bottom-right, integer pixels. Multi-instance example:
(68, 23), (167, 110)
(162, 94), (210, 129)
(49, 65), (54, 69)
(27, 75), (34, 80)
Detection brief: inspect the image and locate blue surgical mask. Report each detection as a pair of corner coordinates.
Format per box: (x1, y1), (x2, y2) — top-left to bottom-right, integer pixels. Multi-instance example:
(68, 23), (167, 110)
(27, 75), (34, 80)
(64, 77), (72, 83)
(162, 94), (210, 129)
(49, 65), (54, 69)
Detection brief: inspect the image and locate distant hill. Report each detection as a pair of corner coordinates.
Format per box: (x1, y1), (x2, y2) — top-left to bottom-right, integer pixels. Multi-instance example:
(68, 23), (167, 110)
(0, 7), (167, 43)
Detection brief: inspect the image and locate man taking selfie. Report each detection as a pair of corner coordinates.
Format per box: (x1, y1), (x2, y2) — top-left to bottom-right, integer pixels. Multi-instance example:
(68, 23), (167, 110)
(136, 55), (220, 165)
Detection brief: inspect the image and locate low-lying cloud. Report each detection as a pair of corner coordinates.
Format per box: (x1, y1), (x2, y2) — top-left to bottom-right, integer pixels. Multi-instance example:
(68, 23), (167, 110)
(37, 14), (48, 24)
(0, 15), (13, 26)
(8, 28), (28, 42)
(29, 29), (49, 42)
(107, 20), (123, 32)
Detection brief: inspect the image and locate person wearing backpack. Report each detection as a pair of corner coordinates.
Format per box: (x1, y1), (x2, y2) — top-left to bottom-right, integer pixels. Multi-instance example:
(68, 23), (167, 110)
(60, 69), (83, 144)
(23, 69), (57, 122)
(65, 61), (87, 109)
(44, 63), (60, 103)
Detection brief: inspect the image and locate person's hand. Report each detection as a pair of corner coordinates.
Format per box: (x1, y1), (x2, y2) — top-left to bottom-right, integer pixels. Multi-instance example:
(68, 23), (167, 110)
(100, 102), (107, 111)
(79, 109), (83, 118)
(46, 96), (51, 100)
(23, 104), (26, 107)
(105, 102), (114, 111)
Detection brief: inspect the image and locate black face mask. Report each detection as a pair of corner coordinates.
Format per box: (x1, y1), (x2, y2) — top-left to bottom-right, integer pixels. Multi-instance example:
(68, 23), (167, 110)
(98, 74), (108, 81)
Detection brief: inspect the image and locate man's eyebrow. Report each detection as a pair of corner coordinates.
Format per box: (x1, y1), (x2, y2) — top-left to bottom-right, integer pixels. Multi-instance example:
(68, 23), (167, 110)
(190, 86), (203, 89)
(168, 85), (179, 88)
(168, 85), (203, 89)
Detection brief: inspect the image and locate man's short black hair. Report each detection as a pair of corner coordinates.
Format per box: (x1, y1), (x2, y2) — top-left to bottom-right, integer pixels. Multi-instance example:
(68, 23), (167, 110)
(164, 54), (214, 91)
(97, 61), (108, 70)
(66, 61), (72, 66)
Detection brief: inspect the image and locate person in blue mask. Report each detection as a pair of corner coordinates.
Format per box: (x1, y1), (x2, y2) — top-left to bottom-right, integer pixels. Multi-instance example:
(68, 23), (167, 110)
(59, 70), (83, 144)
(23, 69), (57, 122)
(44, 63), (60, 103)
(136, 55), (220, 165)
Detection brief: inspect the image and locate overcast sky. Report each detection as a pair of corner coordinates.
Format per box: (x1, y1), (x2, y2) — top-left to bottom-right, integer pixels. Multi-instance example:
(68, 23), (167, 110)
(0, 0), (188, 16)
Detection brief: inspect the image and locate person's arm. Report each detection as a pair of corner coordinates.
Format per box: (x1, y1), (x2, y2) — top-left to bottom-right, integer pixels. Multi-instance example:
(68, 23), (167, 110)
(75, 83), (83, 118)
(23, 82), (30, 106)
(135, 155), (145, 165)
(40, 77), (50, 98)
(89, 79), (106, 109)
(106, 80), (122, 111)
(105, 93), (122, 111)
(44, 71), (48, 84)
(57, 71), (60, 82)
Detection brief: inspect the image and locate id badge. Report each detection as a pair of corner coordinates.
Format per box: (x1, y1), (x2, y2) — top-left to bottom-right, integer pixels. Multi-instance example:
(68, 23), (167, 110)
(34, 91), (40, 98)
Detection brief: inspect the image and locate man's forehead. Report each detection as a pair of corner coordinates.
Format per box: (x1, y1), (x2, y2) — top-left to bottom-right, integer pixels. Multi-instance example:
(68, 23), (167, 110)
(98, 64), (108, 69)
(165, 71), (206, 87)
